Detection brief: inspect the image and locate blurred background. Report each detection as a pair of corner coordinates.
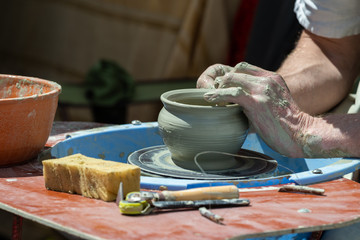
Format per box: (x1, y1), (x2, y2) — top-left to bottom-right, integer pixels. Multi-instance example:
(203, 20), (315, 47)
(0, 0), (301, 125)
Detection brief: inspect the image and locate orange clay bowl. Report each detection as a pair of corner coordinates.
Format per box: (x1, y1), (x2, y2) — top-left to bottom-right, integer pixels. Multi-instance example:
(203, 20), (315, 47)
(0, 74), (61, 167)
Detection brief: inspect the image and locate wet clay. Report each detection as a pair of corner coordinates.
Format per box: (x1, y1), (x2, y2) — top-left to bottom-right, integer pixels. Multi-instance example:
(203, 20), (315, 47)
(158, 89), (249, 171)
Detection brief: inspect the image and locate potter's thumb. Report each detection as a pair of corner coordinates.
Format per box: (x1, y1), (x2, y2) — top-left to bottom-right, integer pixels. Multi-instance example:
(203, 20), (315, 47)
(204, 87), (244, 103)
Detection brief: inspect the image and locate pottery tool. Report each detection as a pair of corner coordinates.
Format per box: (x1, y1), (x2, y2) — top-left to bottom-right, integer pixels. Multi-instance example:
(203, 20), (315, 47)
(119, 197), (250, 215)
(151, 198), (250, 209)
(125, 185), (240, 202)
(236, 184), (325, 195)
(199, 207), (224, 225)
(278, 185), (325, 195)
(117, 183), (249, 215)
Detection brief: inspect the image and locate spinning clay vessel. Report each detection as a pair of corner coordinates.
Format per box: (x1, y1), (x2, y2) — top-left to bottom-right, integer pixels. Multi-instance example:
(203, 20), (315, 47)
(158, 89), (248, 171)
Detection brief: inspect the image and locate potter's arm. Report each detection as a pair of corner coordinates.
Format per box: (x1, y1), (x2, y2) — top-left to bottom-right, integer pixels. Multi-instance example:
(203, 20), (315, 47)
(299, 113), (360, 158)
(201, 63), (360, 158)
(197, 31), (360, 115)
(277, 30), (360, 115)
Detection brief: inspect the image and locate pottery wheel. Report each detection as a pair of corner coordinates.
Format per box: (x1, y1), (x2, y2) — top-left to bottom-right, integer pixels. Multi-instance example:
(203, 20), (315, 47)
(128, 145), (277, 180)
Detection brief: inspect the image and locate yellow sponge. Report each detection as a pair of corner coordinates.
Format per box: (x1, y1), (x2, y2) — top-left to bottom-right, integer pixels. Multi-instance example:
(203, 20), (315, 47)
(43, 153), (141, 201)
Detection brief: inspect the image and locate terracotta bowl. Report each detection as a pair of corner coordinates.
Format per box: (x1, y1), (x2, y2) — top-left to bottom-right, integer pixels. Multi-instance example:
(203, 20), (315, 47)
(0, 74), (61, 167)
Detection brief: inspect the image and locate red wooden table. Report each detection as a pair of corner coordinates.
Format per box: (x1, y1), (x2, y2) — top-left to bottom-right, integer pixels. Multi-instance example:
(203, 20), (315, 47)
(1, 122), (360, 240)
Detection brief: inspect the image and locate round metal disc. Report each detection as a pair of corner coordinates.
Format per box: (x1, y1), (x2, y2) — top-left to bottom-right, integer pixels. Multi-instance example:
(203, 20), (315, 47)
(128, 145), (277, 180)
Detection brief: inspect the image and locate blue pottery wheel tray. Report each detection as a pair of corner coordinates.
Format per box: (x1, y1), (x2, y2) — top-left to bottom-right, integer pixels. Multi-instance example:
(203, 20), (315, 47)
(49, 122), (360, 190)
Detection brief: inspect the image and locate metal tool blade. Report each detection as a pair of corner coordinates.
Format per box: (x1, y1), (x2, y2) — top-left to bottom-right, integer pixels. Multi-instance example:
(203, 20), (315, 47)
(116, 182), (123, 206)
(152, 198), (250, 209)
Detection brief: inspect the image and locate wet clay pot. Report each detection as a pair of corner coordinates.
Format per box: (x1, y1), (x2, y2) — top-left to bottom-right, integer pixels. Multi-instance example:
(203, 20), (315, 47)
(158, 89), (249, 171)
(0, 74), (61, 166)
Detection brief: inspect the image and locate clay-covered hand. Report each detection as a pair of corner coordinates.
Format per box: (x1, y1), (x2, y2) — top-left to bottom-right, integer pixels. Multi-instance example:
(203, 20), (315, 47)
(203, 62), (312, 158)
(196, 64), (233, 89)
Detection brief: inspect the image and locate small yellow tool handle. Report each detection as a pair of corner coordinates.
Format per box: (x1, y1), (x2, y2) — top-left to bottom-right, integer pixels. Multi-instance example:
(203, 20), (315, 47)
(159, 185), (239, 201)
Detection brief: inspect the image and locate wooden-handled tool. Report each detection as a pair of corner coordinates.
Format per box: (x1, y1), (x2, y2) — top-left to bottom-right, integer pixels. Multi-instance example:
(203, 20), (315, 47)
(124, 185), (240, 203)
(278, 185), (325, 195)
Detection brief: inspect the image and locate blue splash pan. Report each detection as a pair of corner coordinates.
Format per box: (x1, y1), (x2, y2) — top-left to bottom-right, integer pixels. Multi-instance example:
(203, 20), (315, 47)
(49, 122), (360, 191)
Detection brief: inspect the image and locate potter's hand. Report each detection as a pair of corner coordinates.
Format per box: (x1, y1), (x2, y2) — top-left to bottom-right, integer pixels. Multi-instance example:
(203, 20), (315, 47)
(203, 62), (312, 158)
(196, 64), (233, 89)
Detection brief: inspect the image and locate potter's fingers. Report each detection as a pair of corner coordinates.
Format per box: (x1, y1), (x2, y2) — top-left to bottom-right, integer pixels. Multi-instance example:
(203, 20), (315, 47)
(204, 87), (247, 104)
(232, 62), (275, 77)
(231, 65), (290, 92)
(214, 72), (262, 90)
(197, 64), (233, 89)
(197, 75), (216, 89)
